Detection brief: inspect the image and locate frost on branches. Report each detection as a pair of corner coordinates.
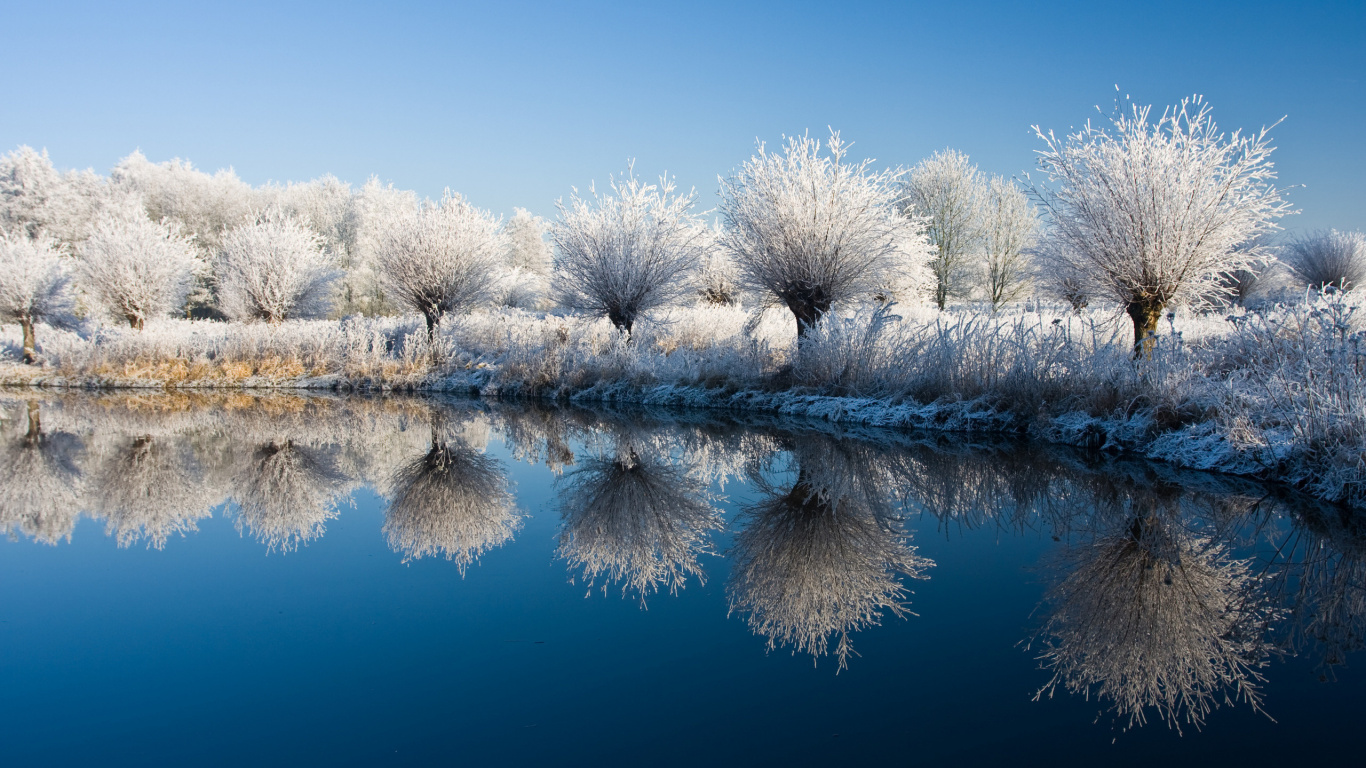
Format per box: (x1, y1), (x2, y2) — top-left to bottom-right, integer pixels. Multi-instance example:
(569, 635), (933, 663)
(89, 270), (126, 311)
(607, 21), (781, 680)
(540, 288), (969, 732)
(374, 191), (503, 338)
(901, 149), (984, 310)
(79, 199), (202, 329)
(0, 231), (77, 363)
(552, 167), (710, 334)
(1031, 96), (1290, 355)
(719, 131), (930, 338)
(498, 208), (554, 309)
(1283, 229), (1366, 293)
(217, 208), (339, 323)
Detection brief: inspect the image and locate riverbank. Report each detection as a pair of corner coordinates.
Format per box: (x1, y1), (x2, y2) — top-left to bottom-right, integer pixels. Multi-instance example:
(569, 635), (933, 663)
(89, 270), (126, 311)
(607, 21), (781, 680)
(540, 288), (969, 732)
(3, 294), (1363, 507)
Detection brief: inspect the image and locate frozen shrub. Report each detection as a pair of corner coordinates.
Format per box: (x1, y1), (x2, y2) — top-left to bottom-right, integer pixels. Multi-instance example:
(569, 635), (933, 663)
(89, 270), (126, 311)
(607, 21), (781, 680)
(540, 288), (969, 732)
(0, 230), (77, 362)
(1283, 229), (1366, 292)
(552, 167), (709, 333)
(217, 208), (339, 323)
(374, 191), (503, 338)
(1032, 96), (1289, 354)
(79, 200), (202, 328)
(719, 131), (930, 337)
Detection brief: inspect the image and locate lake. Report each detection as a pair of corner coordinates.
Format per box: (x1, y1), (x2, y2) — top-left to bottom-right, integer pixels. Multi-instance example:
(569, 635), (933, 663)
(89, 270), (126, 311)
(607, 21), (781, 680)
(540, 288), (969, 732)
(1, 392), (1363, 766)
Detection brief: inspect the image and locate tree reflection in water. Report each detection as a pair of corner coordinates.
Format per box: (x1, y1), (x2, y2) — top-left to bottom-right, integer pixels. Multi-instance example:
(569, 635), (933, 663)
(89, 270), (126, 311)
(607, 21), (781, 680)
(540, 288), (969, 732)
(382, 412), (520, 573)
(6, 390), (1366, 724)
(556, 433), (723, 603)
(0, 400), (83, 544)
(728, 436), (933, 670)
(1030, 472), (1278, 734)
(93, 434), (217, 548)
(232, 439), (347, 552)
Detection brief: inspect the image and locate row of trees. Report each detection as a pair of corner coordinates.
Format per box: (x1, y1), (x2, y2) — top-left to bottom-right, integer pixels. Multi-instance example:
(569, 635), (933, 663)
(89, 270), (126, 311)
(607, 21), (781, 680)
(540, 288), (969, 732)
(3, 96), (1361, 362)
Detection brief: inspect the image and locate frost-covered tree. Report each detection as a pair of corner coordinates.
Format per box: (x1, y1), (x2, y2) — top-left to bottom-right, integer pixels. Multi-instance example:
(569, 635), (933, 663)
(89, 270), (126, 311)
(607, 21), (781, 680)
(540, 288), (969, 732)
(979, 176), (1038, 310)
(498, 208), (553, 309)
(374, 191), (503, 338)
(0, 231), (77, 363)
(349, 177), (419, 316)
(1032, 97), (1289, 354)
(0, 146), (106, 245)
(1283, 229), (1366, 292)
(719, 131), (928, 337)
(552, 167), (709, 334)
(111, 151), (259, 259)
(79, 200), (201, 328)
(901, 149), (985, 310)
(112, 151), (260, 315)
(217, 208), (339, 323)
(698, 246), (740, 305)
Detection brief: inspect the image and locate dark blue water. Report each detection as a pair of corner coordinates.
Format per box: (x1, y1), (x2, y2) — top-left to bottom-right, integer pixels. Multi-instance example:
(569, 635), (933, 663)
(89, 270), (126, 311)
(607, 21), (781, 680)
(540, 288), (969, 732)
(1, 394), (1362, 766)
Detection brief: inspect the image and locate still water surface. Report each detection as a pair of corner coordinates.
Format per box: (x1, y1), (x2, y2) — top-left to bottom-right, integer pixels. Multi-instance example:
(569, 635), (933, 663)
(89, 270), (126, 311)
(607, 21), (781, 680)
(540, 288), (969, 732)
(1, 393), (1363, 766)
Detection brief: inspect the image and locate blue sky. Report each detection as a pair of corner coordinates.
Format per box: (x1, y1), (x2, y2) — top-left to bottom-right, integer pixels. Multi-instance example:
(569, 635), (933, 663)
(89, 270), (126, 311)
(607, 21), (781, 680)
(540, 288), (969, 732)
(3, 0), (1362, 231)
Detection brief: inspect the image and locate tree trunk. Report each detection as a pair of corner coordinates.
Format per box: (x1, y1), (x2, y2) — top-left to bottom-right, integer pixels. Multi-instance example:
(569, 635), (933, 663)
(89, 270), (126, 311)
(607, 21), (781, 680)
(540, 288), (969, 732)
(787, 291), (831, 339)
(1127, 299), (1163, 359)
(21, 318), (36, 364)
(424, 310), (440, 342)
(128, 314), (144, 330)
(25, 400), (41, 443)
(607, 308), (634, 336)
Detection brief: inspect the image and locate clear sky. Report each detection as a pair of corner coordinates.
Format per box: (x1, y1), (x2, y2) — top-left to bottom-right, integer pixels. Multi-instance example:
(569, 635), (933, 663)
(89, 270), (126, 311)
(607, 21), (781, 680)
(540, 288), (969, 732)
(3, 0), (1362, 232)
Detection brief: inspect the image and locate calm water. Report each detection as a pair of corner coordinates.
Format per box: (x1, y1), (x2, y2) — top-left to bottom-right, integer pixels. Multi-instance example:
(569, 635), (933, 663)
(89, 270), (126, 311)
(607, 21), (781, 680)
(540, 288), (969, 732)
(1, 393), (1363, 766)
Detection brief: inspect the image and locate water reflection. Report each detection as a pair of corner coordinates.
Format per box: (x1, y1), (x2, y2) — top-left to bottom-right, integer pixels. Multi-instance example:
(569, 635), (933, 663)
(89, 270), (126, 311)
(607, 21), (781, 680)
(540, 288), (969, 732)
(556, 430), (723, 602)
(728, 435), (933, 670)
(383, 413), (520, 571)
(1, 400), (82, 544)
(2, 392), (1364, 732)
(94, 434), (215, 548)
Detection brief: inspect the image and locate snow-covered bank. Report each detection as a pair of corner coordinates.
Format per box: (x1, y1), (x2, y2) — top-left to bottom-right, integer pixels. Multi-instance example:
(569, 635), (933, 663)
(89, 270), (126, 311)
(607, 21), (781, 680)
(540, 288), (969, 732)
(3, 294), (1363, 507)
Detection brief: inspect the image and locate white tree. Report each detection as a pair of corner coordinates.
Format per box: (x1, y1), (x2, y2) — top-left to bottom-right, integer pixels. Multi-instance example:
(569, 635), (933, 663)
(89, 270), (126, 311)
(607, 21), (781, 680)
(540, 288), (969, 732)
(374, 191), (503, 338)
(110, 151), (259, 259)
(1032, 96), (1290, 354)
(267, 175), (364, 315)
(79, 199), (202, 328)
(719, 131), (929, 338)
(217, 208), (339, 323)
(697, 243), (741, 305)
(552, 167), (710, 334)
(1283, 229), (1366, 292)
(111, 151), (261, 316)
(0, 231), (77, 363)
(979, 175), (1038, 310)
(901, 149), (985, 310)
(0, 146), (106, 246)
(498, 207), (553, 309)
(351, 177), (420, 315)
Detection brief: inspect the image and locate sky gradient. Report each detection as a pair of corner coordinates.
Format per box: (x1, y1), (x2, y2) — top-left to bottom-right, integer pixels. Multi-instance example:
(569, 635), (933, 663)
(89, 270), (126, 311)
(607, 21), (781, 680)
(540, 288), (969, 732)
(4, 0), (1362, 231)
